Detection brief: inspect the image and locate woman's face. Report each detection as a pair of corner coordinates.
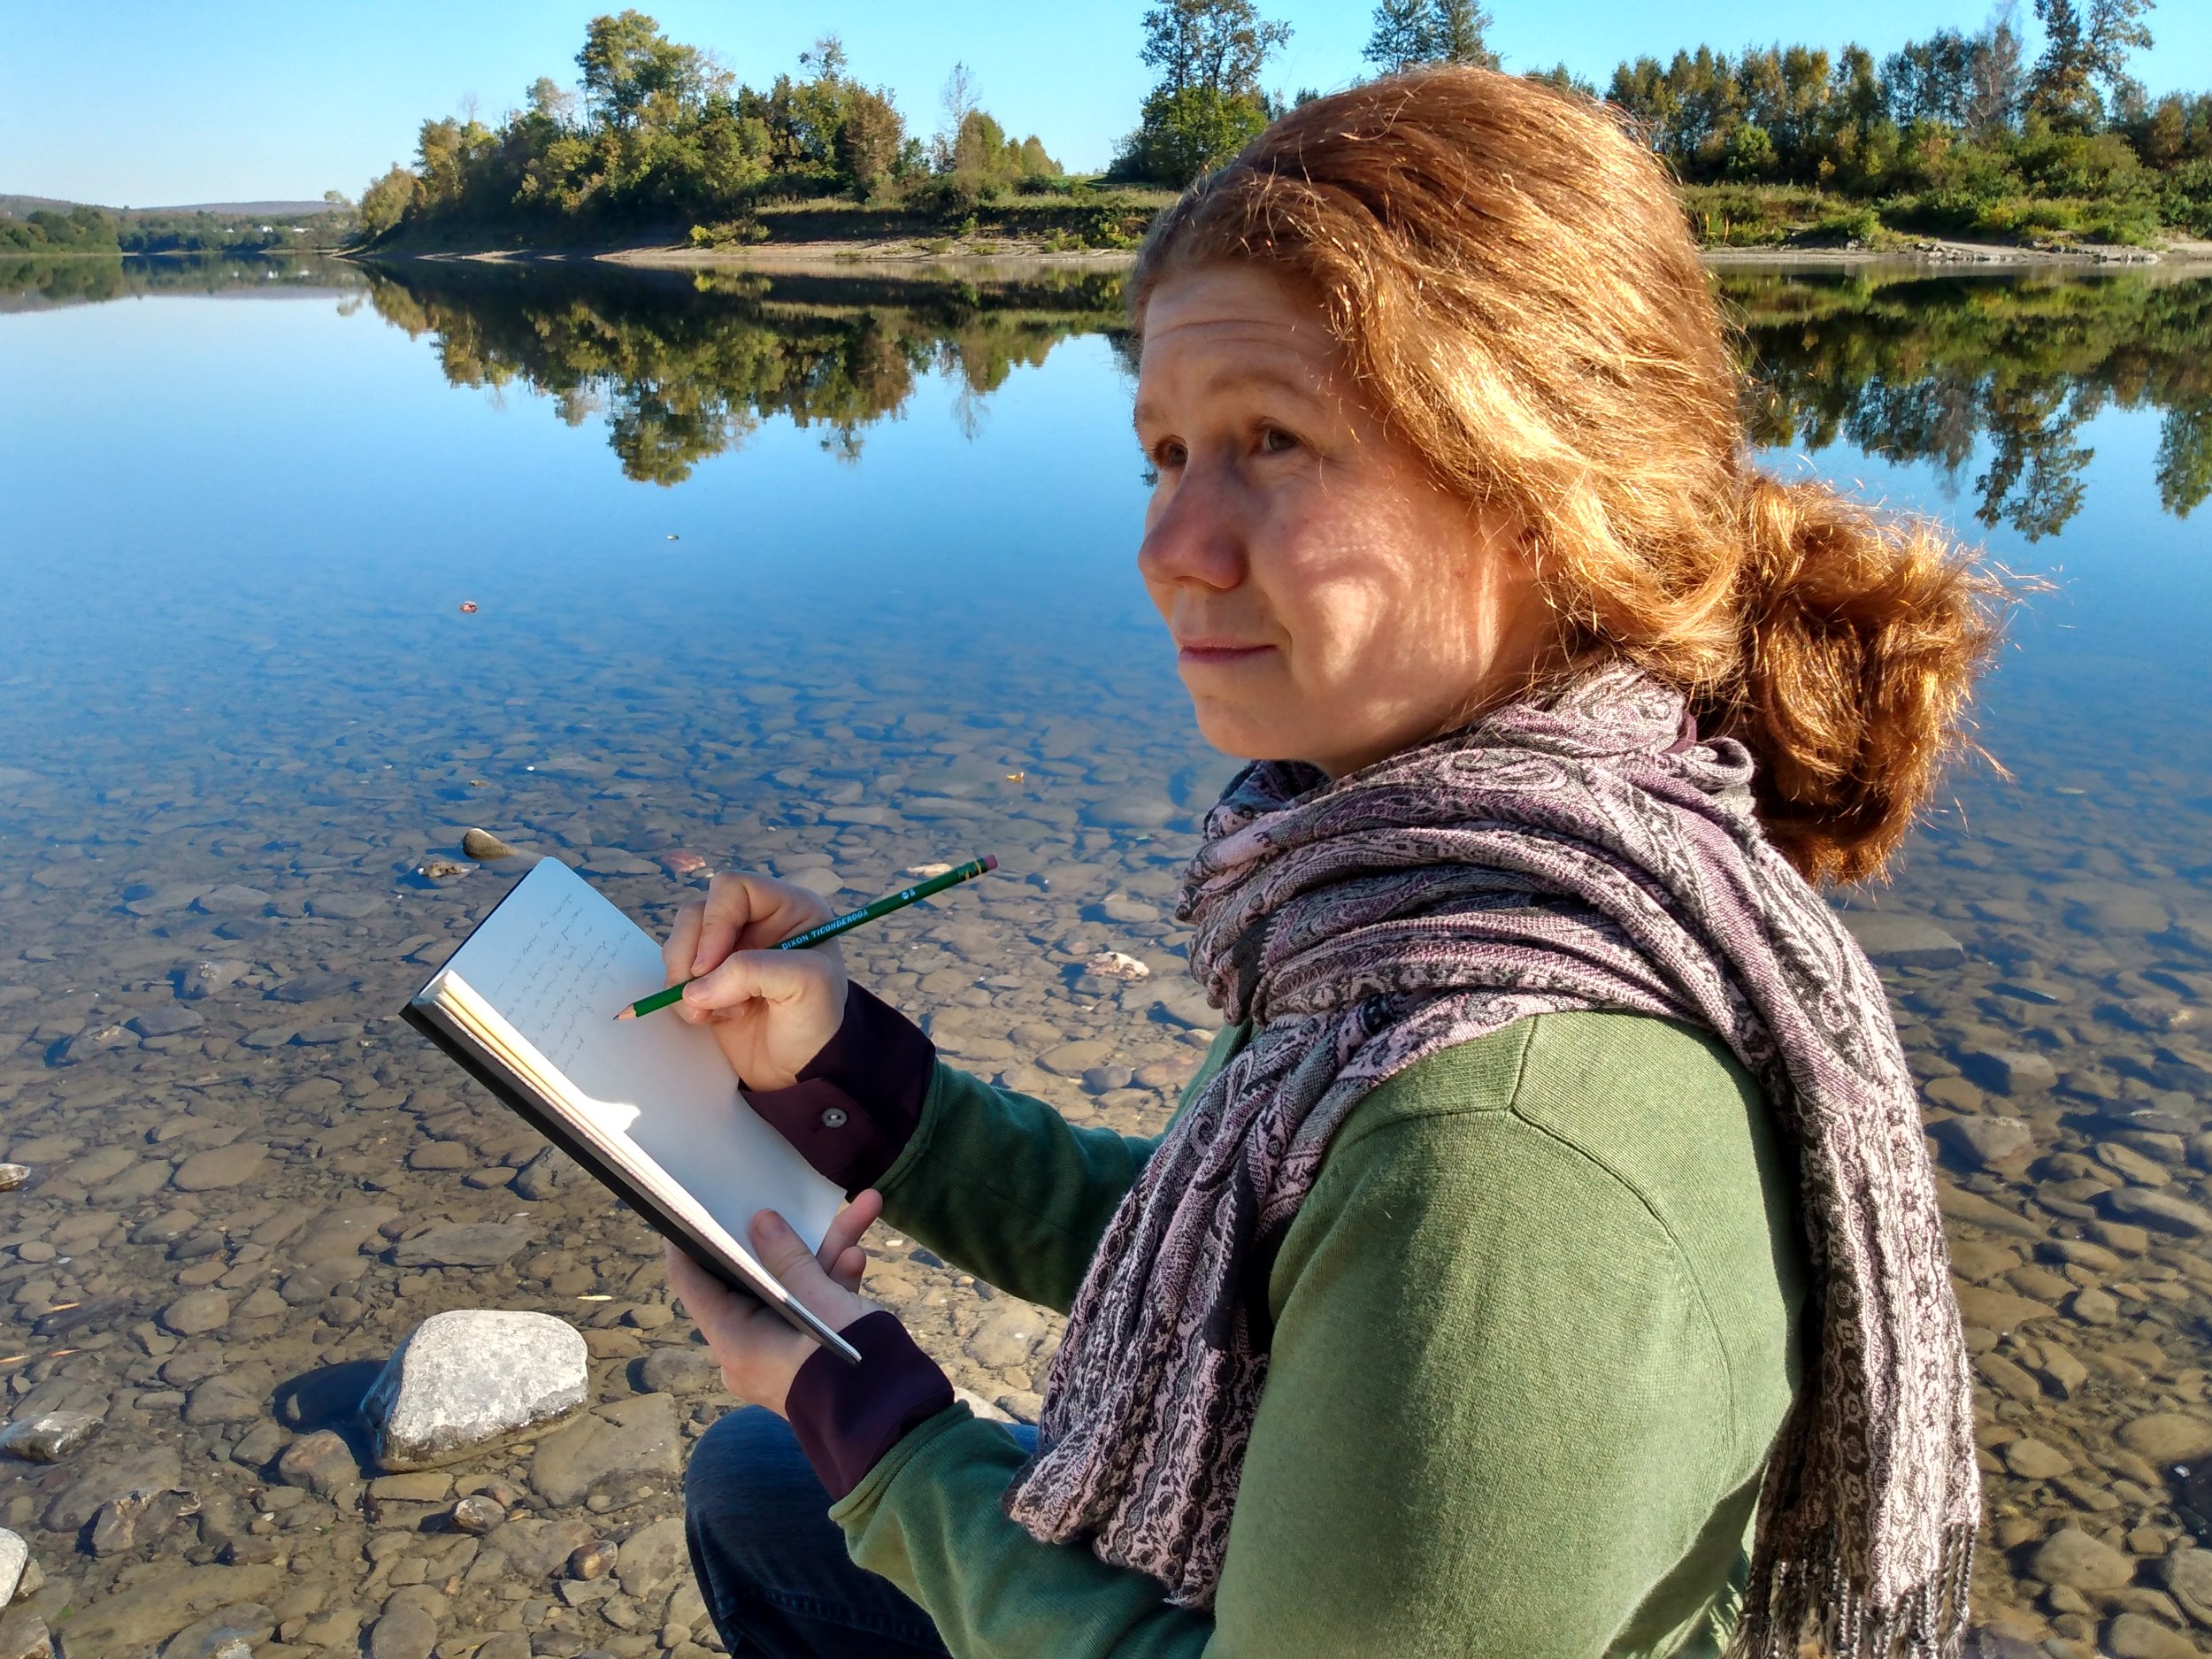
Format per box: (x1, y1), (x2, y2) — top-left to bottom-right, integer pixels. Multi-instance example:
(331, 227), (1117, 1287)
(1134, 264), (1551, 779)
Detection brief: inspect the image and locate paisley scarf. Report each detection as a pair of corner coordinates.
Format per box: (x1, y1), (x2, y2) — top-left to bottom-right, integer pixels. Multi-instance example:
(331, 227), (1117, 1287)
(1004, 663), (1978, 1657)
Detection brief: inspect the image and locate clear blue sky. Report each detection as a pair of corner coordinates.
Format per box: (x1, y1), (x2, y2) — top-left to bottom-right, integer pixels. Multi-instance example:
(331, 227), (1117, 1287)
(7, 0), (2207, 205)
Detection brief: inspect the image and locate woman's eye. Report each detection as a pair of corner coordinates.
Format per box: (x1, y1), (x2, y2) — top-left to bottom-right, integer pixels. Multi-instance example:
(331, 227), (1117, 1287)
(1151, 441), (1187, 470)
(1260, 426), (1299, 454)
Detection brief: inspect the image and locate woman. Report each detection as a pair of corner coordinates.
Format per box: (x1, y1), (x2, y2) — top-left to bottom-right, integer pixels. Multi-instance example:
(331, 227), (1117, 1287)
(659, 67), (1997, 1659)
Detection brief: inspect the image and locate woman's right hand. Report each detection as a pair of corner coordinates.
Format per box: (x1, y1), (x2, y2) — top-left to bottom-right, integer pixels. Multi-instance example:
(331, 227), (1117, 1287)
(662, 872), (849, 1092)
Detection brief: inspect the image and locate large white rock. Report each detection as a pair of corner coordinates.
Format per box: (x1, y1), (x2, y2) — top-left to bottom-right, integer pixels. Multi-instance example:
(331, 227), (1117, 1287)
(0, 1526), (24, 1605)
(362, 1310), (588, 1472)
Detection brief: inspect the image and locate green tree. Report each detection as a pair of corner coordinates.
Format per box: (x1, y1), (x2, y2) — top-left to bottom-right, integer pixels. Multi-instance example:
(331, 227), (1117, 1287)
(1524, 65), (1598, 98)
(1140, 0), (1291, 98)
(1120, 0), (1290, 184)
(1121, 86), (1269, 184)
(2028, 0), (2154, 130)
(528, 76), (578, 126)
(577, 11), (720, 130)
(836, 84), (906, 199)
(1964, 4), (2028, 134)
(1363, 0), (1499, 74)
(358, 165), (420, 239)
(1885, 31), (1977, 127)
(0, 204), (119, 254)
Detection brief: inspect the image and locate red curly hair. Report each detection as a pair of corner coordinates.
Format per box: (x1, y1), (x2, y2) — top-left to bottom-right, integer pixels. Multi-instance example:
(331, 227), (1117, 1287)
(1133, 67), (2008, 886)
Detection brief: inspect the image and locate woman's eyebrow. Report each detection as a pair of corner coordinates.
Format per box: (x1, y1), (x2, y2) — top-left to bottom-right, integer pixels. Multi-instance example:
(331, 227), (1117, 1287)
(1133, 365), (1322, 431)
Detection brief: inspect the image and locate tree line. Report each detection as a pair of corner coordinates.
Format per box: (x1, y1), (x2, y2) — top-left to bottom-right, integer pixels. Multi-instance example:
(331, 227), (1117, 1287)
(1, 199), (356, 257)
(356, 14), (1068, 247)
(1603, 0), (2209, 242)
(347, 0), (2208, 250)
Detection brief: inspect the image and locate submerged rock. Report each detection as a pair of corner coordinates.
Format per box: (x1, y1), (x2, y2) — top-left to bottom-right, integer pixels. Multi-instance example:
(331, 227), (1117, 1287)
(528, 1393), (680, 1506)
(449, 1494), (505, 1535)
(2120, 1413), (2212, 1466)
(1932, 1115), (2035, 1171)
(1838, 910), (1966, 969)
(0, 1410), (102, 1463)
(1084, 950), (1151, 982)
(177, 959), (250, 1001)
(2028, 1525), (2135, 1590)
(461, 827), (517, 861)
(274, 1429), (359, 1498)
(363, 1310), (588, 1471)
(0, 1165), (23, 1193)
(1958, 1048), (2059, 1097)
(389, 1222), (533, 1267)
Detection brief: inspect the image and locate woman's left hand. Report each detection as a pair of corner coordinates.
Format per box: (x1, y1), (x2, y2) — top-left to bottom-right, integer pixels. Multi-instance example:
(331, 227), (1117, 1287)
(665, 1189), (886, 1417)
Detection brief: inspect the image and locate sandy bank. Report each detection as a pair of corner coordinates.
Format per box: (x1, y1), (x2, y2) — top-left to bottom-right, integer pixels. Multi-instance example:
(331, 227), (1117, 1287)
(362, 231), (2212, 275)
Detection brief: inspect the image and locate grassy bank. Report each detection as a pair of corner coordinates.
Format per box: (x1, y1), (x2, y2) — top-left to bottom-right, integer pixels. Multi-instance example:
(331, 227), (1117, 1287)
(365, 189), (1179, 262)
(361, 180), (2212, 267)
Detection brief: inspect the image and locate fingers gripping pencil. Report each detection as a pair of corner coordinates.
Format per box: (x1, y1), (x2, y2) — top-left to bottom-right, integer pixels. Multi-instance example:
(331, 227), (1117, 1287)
(615, 855), (998, 1020)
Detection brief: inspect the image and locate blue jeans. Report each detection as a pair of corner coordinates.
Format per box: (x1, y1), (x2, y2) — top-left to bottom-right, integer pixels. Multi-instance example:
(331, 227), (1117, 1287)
(686, 1404), (1039, 1658)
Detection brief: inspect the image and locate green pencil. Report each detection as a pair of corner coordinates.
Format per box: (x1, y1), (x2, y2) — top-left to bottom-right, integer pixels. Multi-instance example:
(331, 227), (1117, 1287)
(615, 855), (998, 1020)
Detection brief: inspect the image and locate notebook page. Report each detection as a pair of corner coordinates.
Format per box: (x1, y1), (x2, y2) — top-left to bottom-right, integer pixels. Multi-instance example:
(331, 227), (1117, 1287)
(430, 856), (841, 1251)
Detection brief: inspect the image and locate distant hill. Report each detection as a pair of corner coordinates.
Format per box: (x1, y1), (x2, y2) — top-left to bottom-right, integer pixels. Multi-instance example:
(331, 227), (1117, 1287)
(0, 194), (341, 219)
(139, 199), (342, 217)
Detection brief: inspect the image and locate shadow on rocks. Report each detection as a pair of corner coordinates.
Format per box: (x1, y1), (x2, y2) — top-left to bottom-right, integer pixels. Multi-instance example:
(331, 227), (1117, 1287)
(272, 1357), (385, 1451)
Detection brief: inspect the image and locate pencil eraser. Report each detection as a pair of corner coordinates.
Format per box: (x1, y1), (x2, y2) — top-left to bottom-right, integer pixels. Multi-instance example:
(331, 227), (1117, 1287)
(980, 854), (998, 872)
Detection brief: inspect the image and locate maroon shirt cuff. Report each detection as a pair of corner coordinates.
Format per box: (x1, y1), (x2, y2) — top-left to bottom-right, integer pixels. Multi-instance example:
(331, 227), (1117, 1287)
(745, 983), (935, 1195)
(785, 1310), (956, 1502)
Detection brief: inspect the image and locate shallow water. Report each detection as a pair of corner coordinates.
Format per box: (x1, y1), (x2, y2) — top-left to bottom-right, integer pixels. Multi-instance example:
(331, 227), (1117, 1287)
(1, 253), (2209, 1655)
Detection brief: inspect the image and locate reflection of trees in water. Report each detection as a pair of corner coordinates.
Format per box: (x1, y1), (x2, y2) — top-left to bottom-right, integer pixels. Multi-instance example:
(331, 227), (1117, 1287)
(357, 263), (1129, 485)
(0, 253), (359, 310)
(343, 261), (2212, 527)
(1726, 271), (2212, 536)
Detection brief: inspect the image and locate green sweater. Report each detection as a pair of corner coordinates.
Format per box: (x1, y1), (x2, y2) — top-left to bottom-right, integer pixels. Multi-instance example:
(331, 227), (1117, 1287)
(833, 1010), (1808, 1658)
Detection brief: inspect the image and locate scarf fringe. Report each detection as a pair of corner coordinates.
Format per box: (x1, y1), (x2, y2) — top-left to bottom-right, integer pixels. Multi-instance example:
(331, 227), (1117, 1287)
(1731, 1524), (1977, 1659)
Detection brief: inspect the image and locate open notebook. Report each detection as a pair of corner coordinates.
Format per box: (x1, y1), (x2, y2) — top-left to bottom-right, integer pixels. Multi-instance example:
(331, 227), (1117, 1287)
(401, 856), (858, 1363)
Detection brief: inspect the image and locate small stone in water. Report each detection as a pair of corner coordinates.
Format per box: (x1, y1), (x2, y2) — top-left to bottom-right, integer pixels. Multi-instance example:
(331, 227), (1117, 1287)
(461, 826), (517, 860)
(450, 1493), (506, 1534)
(276, 1428), (360, 1498)
(1931, 1115), (2034, 1171)
(0, 1410), (102, 1462)
(418, 858), (471, 879)
(0, 1527), (24, 1606)
(1837, 910), (1966, 969)
(179, 959), (250, 1001)
(569, 1538), (618, 1579)
(1958, 1048), (2059, 1097)
(1084, 951), (1150, 982)
(0, 1165), (23, 1193)
(657, 849), (709, 876)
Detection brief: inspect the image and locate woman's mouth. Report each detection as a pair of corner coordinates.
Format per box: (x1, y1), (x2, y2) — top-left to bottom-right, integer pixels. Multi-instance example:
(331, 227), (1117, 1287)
(1177, 638), (1272, 667)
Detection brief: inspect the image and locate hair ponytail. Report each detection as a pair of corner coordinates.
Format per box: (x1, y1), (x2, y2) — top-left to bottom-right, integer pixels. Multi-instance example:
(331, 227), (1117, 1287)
(1710, 474), (2005, 886)
(1133, 66), (2015, 887)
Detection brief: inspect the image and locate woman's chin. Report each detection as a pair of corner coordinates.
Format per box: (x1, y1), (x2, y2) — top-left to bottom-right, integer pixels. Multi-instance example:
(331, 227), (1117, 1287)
(1186, 699), (1301, 764)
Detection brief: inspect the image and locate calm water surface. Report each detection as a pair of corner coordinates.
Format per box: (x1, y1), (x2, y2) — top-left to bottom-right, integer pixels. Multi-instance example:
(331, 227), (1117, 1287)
(2, 254), (2210, 1653)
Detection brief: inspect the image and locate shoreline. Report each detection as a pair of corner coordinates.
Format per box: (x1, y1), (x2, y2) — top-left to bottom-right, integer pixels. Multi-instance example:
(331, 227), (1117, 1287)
(346, 230), (2212, 273)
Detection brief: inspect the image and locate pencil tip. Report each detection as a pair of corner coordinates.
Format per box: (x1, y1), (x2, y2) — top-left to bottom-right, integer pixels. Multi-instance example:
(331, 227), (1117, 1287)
(613, 1009), (633, 1021)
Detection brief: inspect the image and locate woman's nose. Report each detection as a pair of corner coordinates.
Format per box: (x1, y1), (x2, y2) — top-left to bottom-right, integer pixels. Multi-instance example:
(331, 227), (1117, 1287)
(1139, 465), (1247, 592)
